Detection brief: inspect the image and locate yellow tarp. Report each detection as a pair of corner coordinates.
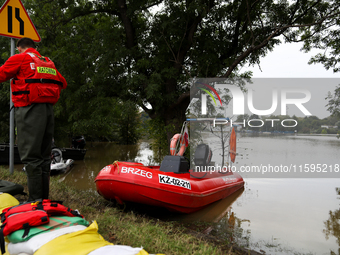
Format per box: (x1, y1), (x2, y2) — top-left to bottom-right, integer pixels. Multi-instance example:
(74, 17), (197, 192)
(3, 243), (9, 255)
(34, 221), (111, 255)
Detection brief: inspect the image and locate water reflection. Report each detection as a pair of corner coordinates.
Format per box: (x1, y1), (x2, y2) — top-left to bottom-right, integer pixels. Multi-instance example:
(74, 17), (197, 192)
(59, 142), (149, 190)
(30, 135), (340, 255)
(169, 187), (244, 223)
(324, 187), (340, 255)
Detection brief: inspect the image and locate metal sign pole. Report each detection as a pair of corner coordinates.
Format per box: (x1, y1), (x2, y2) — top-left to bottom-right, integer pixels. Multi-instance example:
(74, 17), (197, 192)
(9, 38), (15, 174)
(0, 0), (41, 173)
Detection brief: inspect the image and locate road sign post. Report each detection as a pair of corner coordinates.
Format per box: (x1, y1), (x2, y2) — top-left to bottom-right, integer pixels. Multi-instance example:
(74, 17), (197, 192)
(0, 0), (41, 173)
(9, 38), (15, 174)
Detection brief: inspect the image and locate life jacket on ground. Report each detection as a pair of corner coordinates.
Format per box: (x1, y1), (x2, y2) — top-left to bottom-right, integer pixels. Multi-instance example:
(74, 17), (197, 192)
(11, 53), (63, 107)
(0, 200), (83, 255)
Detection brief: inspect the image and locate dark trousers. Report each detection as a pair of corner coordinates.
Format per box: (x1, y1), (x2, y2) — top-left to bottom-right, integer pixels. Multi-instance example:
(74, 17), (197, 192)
(15, 103), (54, 201)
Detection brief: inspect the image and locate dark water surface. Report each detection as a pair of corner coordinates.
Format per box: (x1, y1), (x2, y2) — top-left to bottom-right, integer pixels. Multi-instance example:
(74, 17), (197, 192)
(15, 135), (340, 254)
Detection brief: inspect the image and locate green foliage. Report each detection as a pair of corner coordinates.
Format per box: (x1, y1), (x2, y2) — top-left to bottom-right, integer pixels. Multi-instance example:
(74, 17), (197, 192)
(142, 117), (171, 163)
(115, 101), (141, 145)
(297, 3), (340, 119)
(326, 86), (340, 118)
(0, 38), (11, 142)
(0, 1), (142, 144)
(323, 187), (340, 255)
(1, 0), (339, 145)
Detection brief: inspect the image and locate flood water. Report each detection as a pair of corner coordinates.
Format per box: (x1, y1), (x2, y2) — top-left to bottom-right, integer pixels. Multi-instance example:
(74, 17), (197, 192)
(14, 135), (340, 255)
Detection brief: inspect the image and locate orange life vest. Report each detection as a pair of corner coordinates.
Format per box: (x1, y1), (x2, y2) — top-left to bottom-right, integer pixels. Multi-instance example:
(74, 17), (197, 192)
(11, 53), (63, 107)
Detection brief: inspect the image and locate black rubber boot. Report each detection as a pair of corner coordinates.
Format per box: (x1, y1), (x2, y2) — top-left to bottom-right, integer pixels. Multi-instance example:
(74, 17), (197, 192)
(41, 162), (51, 200)
(27, 173), (43, 202)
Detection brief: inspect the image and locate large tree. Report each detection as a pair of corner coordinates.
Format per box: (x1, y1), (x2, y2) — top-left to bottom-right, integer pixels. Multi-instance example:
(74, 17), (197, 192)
(295, 0), (340, 119)
(2, 0), (340, 145)
(66, 0), (340, 142)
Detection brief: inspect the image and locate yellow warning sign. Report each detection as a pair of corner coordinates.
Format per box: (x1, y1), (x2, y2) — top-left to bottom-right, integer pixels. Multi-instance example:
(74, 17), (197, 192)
(0, 0), (41, 42)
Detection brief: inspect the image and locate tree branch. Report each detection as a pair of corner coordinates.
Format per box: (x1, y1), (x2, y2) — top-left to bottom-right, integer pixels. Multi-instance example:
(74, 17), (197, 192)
(222, 9), (340, 78)
(116, 0), (136, 49)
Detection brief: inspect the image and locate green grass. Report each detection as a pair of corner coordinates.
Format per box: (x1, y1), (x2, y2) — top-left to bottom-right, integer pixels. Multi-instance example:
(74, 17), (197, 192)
(0, 168), (247, 255)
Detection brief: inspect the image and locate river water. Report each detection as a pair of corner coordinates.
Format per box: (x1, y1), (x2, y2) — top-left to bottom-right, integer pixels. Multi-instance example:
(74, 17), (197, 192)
(15, 135), (339, 255)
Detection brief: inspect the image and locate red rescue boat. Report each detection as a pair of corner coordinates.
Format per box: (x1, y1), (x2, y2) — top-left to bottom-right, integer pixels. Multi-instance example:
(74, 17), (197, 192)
(95, 160), (244, 214)
(95, 122), (244, 213)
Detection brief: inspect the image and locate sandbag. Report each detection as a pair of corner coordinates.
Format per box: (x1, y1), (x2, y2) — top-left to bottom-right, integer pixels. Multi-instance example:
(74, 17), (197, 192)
(34, 221), (111, 255)
(0, 194), (19, 214)
(8, 216), (89, 244)
(87, 245), (158, 255)
(0, 181), (25, 196)
(7, 225), (87, 255)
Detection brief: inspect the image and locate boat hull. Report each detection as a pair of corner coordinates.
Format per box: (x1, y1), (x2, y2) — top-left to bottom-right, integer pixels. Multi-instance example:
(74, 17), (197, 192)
(50, 159), (74, 175)
(95, 161), (244, 213)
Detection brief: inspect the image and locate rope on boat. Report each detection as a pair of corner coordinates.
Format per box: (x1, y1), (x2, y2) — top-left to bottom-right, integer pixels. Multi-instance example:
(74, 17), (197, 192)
(112, 161), (120, 174)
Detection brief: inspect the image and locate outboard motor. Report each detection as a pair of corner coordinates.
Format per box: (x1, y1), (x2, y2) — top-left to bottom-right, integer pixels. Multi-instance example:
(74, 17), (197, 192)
(72, 136), (86, 149)
(194, 144), (212, 167)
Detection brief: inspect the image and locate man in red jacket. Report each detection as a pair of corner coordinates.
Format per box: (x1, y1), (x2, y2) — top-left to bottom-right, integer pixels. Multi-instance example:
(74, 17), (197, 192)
(0, 37), (67, 201)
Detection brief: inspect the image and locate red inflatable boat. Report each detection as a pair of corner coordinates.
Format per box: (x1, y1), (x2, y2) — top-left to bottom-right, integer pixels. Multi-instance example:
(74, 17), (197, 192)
(95, 159), (244, 214)
(95, 123), (244, 213)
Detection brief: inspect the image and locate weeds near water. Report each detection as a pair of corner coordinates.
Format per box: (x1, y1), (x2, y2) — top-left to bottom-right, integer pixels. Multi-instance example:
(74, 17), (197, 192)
(0, 167), (238, 255)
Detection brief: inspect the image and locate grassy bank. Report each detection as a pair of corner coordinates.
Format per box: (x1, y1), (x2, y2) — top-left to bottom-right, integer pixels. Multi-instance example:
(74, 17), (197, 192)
(0, 168), (255, 255)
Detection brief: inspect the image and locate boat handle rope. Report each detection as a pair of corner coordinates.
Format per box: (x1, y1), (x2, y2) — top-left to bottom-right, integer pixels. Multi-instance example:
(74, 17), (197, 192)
(112, 161), (120, 174)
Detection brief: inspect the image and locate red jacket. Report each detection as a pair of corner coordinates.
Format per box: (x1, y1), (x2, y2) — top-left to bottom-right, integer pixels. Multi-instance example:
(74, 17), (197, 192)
(0, 48), (67, 107)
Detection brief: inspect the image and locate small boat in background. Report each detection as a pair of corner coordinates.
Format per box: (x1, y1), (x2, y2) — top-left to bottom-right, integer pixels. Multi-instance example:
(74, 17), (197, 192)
(52, 135), (87, 161)
(22, 148), (75, 174)
(0, 136), (86, 165)
(50, 148), (74, 174)
(0, 143), (22, 165)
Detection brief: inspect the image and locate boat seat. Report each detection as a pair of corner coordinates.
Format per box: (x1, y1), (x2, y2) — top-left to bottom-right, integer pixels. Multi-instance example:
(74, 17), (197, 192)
(159, 155), (189, 173)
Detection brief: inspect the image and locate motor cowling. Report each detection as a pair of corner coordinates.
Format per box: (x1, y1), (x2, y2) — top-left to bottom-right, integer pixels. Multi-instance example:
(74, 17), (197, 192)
(194, 144), (212, 167)
(72, 136), (86, 149)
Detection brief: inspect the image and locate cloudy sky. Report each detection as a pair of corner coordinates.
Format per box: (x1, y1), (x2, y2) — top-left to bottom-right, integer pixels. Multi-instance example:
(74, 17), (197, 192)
(245, 41), (339, 78)
(240, 42), (340, 119)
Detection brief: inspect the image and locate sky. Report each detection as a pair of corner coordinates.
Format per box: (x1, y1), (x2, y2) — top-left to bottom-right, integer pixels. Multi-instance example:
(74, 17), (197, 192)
(245, 41), (339, 78)
(238, 42), (340, 119)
